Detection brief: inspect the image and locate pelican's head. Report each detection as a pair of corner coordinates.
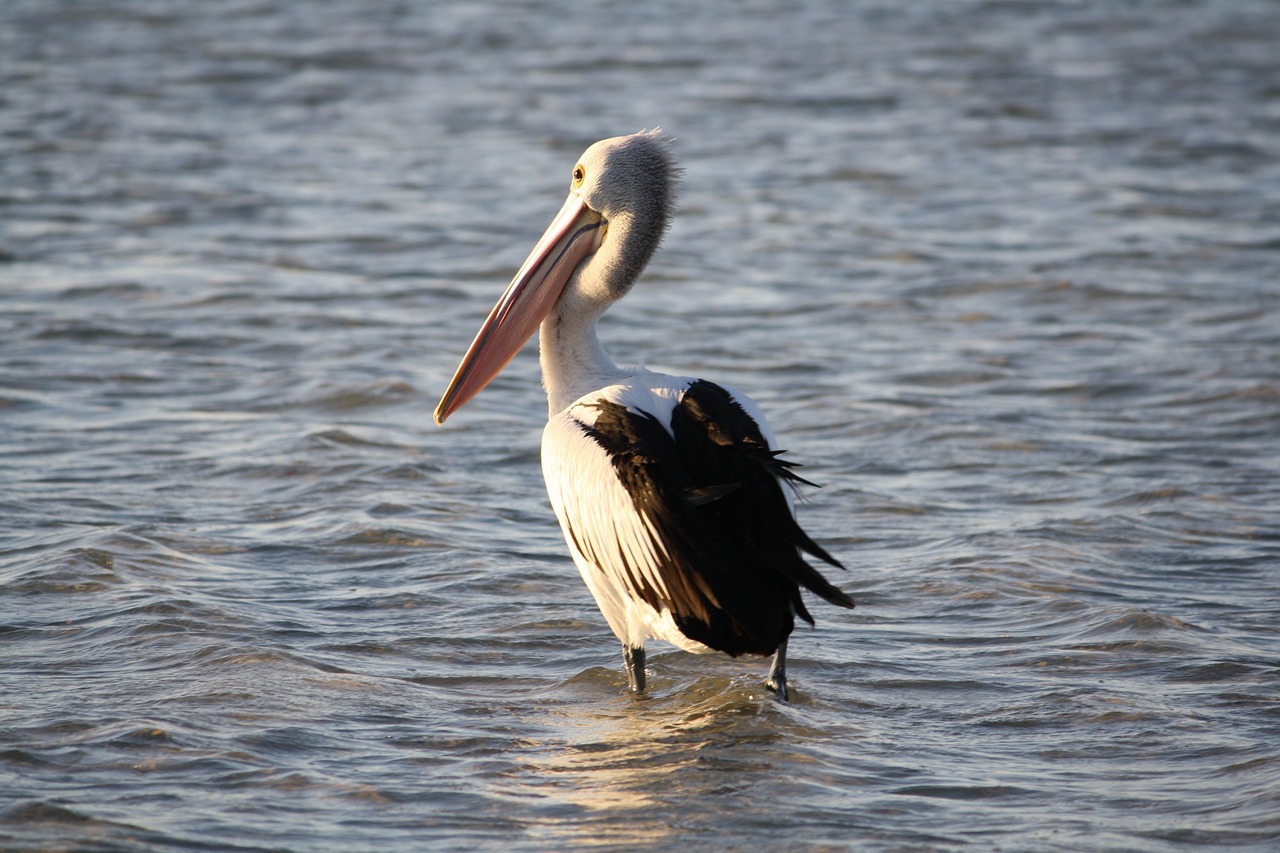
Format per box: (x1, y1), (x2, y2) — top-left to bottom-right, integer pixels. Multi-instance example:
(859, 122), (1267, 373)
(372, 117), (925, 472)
(434, 131), (677, 425)
(560, 130), (677, 307)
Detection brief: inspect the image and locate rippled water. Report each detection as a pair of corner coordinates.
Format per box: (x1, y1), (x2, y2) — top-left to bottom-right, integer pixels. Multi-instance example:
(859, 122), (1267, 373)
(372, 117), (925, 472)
(3, 1), (1279, 850)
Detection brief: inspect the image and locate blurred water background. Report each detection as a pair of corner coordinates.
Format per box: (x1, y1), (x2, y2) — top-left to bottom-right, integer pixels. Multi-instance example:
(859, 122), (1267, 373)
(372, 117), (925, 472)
(2, 1), (1279, 850)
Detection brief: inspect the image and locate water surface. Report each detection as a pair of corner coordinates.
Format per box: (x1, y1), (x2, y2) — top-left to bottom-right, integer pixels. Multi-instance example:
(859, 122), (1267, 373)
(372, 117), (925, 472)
(2, 1), (1279, 850)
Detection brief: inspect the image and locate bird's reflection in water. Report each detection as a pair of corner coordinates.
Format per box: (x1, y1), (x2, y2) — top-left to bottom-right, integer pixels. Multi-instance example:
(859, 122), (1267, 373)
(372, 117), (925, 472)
(511, 663), (821, 847)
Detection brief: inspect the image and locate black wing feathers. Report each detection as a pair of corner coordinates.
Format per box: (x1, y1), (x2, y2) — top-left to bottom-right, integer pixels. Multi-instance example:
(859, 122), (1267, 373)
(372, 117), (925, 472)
(673, 382), (855, 611)
(576, 405), (726, 625)
(578, 380), (853, 657)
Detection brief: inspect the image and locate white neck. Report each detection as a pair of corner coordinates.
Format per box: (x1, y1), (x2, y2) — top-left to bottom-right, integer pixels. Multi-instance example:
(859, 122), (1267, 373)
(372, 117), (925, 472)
(538, 302), (628, 416)
(537, 212), (644, 416)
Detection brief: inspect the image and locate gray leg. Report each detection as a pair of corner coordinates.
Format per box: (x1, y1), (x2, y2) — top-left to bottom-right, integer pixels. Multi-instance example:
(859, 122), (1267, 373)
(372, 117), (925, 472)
(624, 644), (646, 693)
(766, 638), (789, 701)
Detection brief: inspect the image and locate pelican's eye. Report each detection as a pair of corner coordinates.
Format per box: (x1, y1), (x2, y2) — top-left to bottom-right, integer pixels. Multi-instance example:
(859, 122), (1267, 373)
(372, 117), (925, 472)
(572, 165), (585, 187)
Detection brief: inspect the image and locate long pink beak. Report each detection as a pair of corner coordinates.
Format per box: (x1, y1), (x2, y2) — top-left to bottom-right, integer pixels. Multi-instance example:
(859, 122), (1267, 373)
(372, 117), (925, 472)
(434, 194), (605, 425)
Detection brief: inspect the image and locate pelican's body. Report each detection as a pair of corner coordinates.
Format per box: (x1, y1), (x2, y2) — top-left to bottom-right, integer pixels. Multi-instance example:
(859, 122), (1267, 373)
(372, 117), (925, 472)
(436, 132), (853, 698)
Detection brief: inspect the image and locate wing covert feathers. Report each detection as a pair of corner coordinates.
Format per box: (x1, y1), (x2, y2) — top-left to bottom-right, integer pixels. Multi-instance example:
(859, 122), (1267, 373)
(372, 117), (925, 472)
(570, 379), (853, 657)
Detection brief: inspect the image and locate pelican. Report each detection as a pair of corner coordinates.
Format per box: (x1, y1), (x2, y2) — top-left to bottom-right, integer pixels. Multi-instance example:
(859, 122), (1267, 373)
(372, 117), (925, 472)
(435, 131), (853, 699)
